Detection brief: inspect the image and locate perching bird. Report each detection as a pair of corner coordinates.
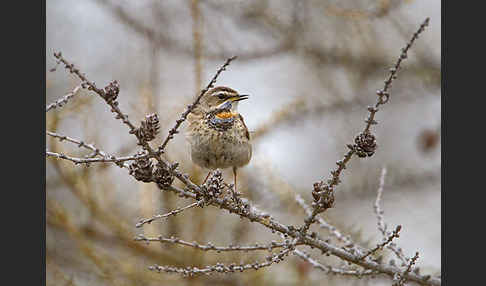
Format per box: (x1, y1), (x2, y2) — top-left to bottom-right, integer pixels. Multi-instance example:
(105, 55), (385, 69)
(185, 86), (252, 192)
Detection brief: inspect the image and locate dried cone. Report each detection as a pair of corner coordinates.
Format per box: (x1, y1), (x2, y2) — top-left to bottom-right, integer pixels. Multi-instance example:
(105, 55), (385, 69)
(354, 132), (377, 157)
(104, 80), (120, 102)
(153, 163), (174, 190)
(129, 153), (153, 182)
(137, 113), (160, 142)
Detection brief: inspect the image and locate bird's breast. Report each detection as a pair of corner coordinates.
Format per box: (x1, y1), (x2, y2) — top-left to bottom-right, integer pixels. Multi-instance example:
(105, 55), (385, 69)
(186, 117), (252, 169)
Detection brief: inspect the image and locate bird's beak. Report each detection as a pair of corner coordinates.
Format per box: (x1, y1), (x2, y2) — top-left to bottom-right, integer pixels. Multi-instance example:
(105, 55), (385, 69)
(230, 94), (249, 102)
(215, 95), (249, 110)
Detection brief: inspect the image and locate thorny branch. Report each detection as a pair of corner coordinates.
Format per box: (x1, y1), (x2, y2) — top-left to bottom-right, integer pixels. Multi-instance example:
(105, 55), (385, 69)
(46, 17), (439, 286)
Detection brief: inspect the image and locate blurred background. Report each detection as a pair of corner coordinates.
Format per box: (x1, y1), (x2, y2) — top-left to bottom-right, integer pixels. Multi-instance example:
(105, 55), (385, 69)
(46, 0), (440, 285)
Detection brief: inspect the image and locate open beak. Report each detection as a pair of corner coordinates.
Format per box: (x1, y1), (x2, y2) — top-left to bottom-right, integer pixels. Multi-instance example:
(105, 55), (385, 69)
(230, 94), (249, 102)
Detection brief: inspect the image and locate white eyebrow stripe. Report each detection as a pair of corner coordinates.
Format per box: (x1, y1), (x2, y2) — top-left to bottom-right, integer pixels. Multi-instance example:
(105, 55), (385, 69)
(214, 91), (234, 97)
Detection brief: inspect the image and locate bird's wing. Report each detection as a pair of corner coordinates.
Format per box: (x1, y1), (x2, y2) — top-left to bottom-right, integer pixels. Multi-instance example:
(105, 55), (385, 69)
(238, 114), (250, 140)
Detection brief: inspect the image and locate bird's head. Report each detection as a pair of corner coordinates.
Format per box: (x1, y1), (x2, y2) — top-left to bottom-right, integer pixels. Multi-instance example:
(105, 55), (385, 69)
(199, 86), (249, 119)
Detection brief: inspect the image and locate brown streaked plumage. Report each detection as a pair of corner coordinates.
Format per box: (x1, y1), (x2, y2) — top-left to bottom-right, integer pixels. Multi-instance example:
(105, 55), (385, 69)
(185, 86), (252, 191)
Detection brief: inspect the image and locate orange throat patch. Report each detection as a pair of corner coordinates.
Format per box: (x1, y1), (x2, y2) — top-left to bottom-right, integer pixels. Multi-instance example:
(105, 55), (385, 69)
(215, 111), (237, 119)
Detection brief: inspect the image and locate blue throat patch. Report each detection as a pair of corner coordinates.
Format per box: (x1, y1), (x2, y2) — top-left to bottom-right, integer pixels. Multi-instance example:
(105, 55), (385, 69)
(206, 113), (235, 131)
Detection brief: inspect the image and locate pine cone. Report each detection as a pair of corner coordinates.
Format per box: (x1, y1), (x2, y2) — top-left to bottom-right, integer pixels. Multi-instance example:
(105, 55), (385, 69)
(104, 80), (120, 102)
(129, 153), (153, 182)
(137, 113), (160, 142)
(354, 132), (377, 158)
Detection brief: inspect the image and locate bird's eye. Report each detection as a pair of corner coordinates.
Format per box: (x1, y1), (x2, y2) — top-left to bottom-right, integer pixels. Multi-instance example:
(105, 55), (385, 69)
(216, 93), (226, 100)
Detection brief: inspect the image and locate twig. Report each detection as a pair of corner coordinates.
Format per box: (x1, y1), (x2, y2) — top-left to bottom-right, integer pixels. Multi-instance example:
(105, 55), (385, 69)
(50, 18), (440, 286)
(46, 150), (151, 166)
(360, 225), (401, 260)
(163, 184), (440, 285)
(135, 201), (202, 228)
(304, 17), (430, 234)
(374, 167), (388, 234)
(47, 131), (106, 156)
(158, 56), (237, 151)
(53, 52), (138, 133)
(294, 249), (376, 277)
(149, 246), (294, 276)
(364, 18), (431, 133)
(393, 252), (420, 286)
(295, 194), (355, 247)
(373, 167), (409, 266)
(52, 52), (176, 188)
(46, 84), (85, 112)
(252, 90), (435, 141)
(135, 234), (301, 252)
(46, 130), (157, 168)
(53, 51), (236, 197)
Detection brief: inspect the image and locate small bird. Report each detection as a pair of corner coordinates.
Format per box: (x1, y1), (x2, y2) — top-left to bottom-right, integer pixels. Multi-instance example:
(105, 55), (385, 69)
(185, 86), (252, 192)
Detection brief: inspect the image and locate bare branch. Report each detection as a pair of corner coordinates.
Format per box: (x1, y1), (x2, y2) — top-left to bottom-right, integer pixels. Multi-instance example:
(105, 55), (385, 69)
(46, 84), (85, 112)
(374, 167), (388, 235)
(45, 150), (152, 166)
(393, 252), (420, 286)
(135, 201), (202, 228)
(46, 131), (158, 168)
(53, 52), (138, 134)
(46, 131), (121, 163)
(149, 246), (294, 276)
(373, 167), (410, 266)
(52, 52), (177, 190)
(364, 17), (431, 133)
(304, 17), (430, 234)
(360, 225), (401, 260)
(135, 234), (300, 252)
(295, 194), (355, 247)
(162, 183), (440, 285)
(48, 17), (439, 286)
(158, 56), (237, 151)
(294, 249), (376, 277)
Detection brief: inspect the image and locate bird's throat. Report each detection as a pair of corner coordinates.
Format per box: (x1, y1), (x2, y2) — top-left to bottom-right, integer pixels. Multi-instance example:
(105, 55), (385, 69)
(215, 111), (236, 119)
(207, 111), (236, 131)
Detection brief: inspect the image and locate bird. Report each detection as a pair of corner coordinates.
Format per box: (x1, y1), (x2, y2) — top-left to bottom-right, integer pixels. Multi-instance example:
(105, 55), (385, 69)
(185, 86), (252, 193)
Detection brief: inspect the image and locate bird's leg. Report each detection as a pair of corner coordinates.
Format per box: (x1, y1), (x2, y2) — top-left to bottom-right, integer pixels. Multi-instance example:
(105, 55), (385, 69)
(232, 166), (238, 193)
(202, 171), (211, 185)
